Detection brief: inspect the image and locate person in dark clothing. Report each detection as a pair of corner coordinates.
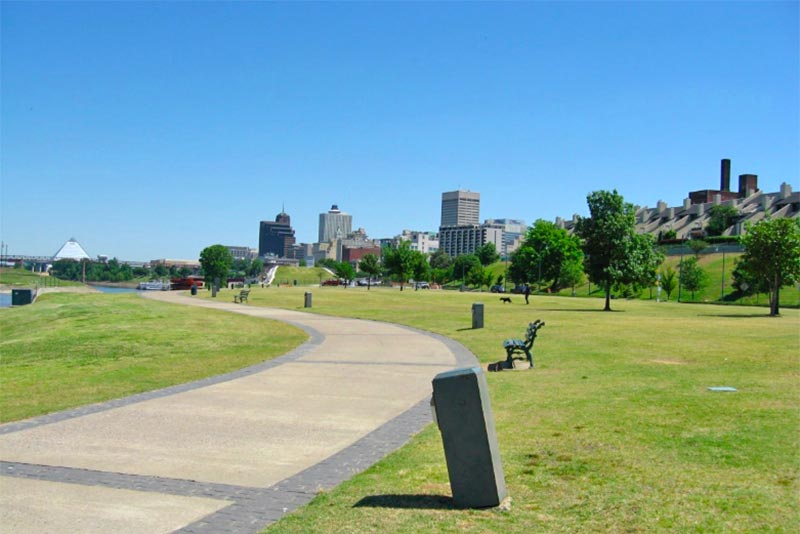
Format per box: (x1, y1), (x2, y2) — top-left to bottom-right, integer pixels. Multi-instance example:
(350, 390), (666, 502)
(524, 284), (531, 304)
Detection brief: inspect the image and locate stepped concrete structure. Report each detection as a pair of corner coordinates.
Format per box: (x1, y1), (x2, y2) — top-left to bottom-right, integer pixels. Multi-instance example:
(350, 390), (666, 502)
(555, 160), (798, 239)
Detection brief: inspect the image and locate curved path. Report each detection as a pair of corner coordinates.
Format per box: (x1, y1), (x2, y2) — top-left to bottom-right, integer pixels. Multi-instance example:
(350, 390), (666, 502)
(0, 291), (476, 534)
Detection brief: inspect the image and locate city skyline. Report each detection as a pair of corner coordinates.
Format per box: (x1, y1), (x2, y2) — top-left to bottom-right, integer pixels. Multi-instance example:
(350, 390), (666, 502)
(2, 2), (797, 260)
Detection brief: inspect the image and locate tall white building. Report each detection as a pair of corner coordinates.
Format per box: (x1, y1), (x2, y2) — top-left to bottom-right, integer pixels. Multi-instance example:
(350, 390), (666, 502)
(318, 205), (352, 243)
(398, 230), (439, 254)
(485, 219), (527, 258)
(441, 190), (480, 227)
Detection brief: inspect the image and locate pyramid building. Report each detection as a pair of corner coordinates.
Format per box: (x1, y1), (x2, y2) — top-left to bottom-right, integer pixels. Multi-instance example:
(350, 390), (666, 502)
(53, 238), (91, 261)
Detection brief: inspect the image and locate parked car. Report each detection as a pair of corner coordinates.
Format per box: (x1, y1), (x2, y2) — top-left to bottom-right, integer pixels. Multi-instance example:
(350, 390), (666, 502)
(510, 285), (528, 294)
(415, 281), (430, 289)
(490, 285), (506, 293)
(321, 279), (341, 286)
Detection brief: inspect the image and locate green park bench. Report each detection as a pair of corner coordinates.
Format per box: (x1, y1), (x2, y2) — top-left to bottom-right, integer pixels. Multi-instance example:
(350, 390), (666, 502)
(502, 319), (545, 369)
(233, 289), (250, 304)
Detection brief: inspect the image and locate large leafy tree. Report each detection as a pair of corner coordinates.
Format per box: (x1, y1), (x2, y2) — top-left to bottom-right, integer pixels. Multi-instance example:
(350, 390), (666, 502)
(736, 217), (800, 316)
(333, 261), (356, 286)
(429, 249), (452, 270)
(575, 190), (662, 311)
(358, 253), (381, 290)
(383, 241), (426, 291)
(508, 219), (583, 291)
(475, 242), (500, 266)
(452, 254), (481, 287)
(199, 245), (233, 287)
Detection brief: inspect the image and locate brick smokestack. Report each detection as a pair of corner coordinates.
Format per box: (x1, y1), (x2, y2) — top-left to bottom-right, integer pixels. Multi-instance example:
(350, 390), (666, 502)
(720, 158), (731, 192)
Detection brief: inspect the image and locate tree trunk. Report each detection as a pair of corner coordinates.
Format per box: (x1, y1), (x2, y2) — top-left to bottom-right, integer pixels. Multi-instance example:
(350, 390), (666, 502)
(770, 276), (780, 316)
(604, 282), (612, 311)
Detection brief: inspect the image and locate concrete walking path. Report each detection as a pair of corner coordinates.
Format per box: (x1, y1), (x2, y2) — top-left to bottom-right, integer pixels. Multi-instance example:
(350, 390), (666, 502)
(0, 291), (476, 534)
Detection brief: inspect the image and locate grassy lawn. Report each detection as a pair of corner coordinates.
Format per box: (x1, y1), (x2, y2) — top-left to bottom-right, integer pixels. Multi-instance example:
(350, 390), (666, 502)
(272, 266), (335, 286)
(0, 267), (83, 288)
(195, 286), (800, 533)
(0, 292), (307, 422)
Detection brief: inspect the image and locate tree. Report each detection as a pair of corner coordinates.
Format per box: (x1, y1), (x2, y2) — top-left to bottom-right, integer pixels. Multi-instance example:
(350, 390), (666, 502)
(199, 245), (233, 288)
(679, 256), (707, 300)
(475, 242), (500, 266)
(383, 241), (421, 291)
(247, 258), (265, 278)
(452, 254), (481, 287)
(429, 249), (452, 270)
(411, 253), (431, 290)
(559, 260), (585, 296)
(688, 239), (708, 257)
(333, 261), (356, 286)
(358, 253), (381, 290)
(659, 266), (677, 301)
(706, 205), (739, 237)
(575, 190), (662, 311)
(508, 219), (583, 291)
(736, 217), (800, 316)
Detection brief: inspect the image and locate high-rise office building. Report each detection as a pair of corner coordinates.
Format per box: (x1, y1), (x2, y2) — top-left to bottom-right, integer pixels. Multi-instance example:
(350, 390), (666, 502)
(259, 211), (296, 258)
(438, 190), (503, 256)
(438, 225), (502, 258)
(318, 205), (352, 243)
(441, 190), (480, 227)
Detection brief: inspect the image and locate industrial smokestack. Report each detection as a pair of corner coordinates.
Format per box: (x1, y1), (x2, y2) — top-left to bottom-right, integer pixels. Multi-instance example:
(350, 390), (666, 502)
(721, 159), (731, 192)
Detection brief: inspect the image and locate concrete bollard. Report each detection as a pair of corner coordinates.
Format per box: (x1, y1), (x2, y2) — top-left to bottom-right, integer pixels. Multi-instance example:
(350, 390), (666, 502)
(431, 367), (507, 508)
(472, 302), (484, 329)
(304, 292), (312, 308)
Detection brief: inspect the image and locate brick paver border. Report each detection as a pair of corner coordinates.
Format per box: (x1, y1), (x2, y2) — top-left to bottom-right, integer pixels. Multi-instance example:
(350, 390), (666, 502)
(1, 311), (477, 533)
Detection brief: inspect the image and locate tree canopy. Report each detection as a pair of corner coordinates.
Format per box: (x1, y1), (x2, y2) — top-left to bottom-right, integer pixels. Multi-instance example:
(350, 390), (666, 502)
(475, 242), (500, 266)
(199, 245), (233, 286)
(508, 219), (583, 291)
(736, 217), (800, 316)
(679, 256), (707, 300)
(382, 241), (426, 291)
(358, 253), (381, 290)
(575, 190), (662, 311)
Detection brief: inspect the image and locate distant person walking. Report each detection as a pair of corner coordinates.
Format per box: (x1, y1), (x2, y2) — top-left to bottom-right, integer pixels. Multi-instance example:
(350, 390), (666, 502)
(524, 284), (531, 304)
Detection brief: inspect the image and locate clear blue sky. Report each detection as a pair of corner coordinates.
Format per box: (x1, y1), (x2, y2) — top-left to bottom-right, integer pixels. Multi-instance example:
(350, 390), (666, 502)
(2, 1), (797, 261)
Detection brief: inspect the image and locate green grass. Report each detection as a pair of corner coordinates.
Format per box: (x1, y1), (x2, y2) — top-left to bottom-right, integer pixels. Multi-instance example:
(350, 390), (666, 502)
(272, 266), (335, 286)
(197, 286), (800, 533)
(553, 252), (800, 308)
(0, 292), (307, 422)
(0, 267), (82, 288)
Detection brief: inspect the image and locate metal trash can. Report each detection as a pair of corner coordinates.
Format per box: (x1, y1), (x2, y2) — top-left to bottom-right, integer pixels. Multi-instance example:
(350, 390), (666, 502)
(431, 367), (507, 508)
(304, 292), (312, 308)
(11, 289), (35, 306)
(472, 302), (484, 329)
(190, 285), (198, 296)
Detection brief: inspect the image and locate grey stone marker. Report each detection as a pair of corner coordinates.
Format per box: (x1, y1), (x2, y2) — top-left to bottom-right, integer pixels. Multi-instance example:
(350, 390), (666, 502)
(304, 291), (312, 308)
(471, 302), (484, 329)
(432, 366), (507, 508)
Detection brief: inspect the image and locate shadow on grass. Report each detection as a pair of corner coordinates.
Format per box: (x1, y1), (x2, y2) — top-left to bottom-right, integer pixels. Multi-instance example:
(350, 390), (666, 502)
(697, 313), (773, 319)
(536, 308), (625, 313)
(353, 494), (455, 510)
